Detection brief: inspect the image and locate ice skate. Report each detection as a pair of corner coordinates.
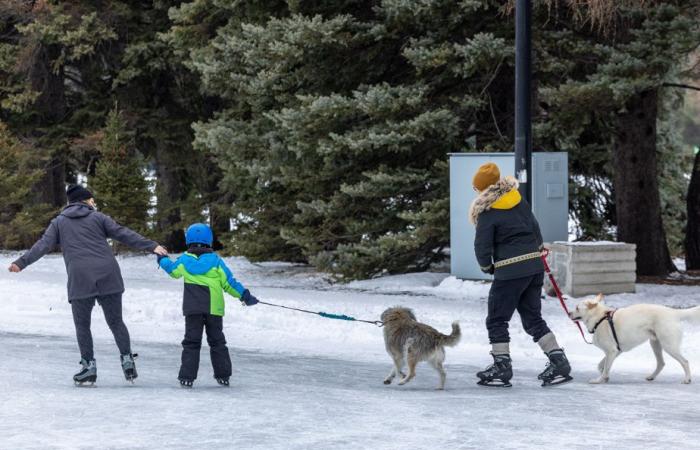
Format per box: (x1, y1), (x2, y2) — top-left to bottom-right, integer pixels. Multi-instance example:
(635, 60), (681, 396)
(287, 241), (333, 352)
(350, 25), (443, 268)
(121, 353), (138, 383)
(180, 378), (194, 388)
(476, 353), (513, 387)
(216, 377), (229, 387)
(73, 358), (97, 387)
(538, 349), (573, 387)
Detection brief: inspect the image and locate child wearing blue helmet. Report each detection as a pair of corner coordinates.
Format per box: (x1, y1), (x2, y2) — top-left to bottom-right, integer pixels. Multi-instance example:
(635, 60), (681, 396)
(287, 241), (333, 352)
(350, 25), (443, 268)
(157, 223), (259, 387)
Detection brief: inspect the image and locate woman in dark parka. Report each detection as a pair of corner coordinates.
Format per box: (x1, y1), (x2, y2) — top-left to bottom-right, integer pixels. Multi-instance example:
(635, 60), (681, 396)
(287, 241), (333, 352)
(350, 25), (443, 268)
(470, 162), (572, 387)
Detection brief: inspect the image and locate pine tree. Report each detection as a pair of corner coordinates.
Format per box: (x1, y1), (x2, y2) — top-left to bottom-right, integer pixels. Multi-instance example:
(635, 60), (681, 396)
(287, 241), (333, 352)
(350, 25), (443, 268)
(90, 108), (151, 244)
(0, 2), (118, 209)
(173, 0), (515, 278)
(0, 122), (55, 249)
(535, 2), (700, 276)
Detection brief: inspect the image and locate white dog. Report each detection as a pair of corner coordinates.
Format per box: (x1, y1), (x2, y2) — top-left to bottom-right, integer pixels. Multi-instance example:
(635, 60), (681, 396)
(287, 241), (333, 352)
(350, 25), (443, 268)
(569, 294), (700, 384)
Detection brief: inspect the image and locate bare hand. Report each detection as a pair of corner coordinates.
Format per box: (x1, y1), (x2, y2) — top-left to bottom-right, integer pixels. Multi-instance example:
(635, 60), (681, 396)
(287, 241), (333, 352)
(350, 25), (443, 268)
(8, 263), (21, 273)
(153, 245), (168, 256)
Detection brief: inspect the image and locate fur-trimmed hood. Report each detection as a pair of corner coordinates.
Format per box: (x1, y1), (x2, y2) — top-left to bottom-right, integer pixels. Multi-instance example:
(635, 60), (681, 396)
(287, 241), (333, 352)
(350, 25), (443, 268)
(469, 176), (520, 224)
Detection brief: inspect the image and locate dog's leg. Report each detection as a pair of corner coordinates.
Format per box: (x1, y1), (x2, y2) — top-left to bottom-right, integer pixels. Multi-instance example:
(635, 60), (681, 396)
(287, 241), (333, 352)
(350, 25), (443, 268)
(590, 351), (617, 384)
(657, 328), (692, 384)
(646, 338), (665, 381)
(398, 348), (418, 386)
(429, 351), (447, 390)
(597, 357), (606, 374)
(384, 367), (396, 385)
(662, 347), (691, 384)
(384, 352), (405, 385)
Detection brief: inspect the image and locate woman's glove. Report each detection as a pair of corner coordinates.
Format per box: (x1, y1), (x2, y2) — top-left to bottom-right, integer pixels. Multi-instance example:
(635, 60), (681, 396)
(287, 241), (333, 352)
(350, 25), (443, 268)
(241, 289), (259, 306)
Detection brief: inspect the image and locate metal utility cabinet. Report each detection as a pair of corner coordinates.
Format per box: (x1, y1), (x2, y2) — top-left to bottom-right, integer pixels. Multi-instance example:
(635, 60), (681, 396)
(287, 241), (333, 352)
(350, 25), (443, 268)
(449, 152), (568, 280)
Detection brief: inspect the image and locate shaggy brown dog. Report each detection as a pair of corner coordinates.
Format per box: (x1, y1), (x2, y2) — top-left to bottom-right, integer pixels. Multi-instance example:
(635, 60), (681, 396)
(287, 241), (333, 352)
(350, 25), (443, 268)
(381, 307), (461, 390)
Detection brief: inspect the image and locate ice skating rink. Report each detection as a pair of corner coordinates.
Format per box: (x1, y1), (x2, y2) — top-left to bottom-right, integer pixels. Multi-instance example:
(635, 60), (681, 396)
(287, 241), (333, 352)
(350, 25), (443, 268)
(1, 254), (698, 449)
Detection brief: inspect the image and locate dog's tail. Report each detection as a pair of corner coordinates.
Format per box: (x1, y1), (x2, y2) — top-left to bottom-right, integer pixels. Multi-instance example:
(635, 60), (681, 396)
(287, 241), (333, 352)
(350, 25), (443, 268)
(440, 321), (461, 347)
(677, 305), (700, 324)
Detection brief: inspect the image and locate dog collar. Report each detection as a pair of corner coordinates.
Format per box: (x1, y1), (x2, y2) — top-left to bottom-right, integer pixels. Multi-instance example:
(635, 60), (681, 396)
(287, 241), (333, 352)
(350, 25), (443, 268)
(590, 310), (621, 352)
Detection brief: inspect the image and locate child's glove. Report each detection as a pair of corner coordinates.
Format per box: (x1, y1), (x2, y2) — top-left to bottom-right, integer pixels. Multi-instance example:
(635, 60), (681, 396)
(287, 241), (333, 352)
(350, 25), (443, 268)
(241, 289), (259, 306)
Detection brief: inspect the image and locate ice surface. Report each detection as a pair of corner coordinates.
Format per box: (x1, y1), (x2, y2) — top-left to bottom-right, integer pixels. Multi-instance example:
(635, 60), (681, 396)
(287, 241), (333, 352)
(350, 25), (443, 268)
(1, 253), (699, 449)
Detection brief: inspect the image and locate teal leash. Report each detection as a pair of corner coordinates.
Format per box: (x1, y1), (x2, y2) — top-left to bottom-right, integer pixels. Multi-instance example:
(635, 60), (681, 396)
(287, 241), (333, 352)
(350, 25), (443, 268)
(258, 301), (384, 327)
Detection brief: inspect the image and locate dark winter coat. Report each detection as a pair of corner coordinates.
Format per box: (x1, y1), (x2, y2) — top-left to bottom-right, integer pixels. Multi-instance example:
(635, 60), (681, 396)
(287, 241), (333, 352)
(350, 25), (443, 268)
(470, 176), (544, 280)
(13, 203), (157, 301)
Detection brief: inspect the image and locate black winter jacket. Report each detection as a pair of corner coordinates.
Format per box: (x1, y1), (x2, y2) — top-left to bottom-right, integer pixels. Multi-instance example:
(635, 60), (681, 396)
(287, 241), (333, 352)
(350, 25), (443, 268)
(470, 177), (544, 280)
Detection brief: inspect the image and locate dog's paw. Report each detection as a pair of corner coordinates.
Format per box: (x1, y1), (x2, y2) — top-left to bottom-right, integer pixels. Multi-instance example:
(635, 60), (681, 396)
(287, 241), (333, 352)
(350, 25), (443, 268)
(435, 386), (445, 391)
(588, 377), (609, 384)
(397, 378), (408, 386)
(681, 378), (692, 384)
(383, 379), (392, 385)
(645, 375), (655, 381)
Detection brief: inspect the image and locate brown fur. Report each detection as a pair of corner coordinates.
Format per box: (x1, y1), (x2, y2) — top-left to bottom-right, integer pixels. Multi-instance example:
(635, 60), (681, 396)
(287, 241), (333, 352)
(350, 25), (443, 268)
(469, 176), (519, 225)
(380, 307), (461, 390)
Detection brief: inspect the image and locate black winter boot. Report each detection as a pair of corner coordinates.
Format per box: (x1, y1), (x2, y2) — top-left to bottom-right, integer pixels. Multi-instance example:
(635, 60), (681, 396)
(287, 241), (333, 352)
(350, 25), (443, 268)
(476, 353), (513, 387)
(538, 349), (572, 387)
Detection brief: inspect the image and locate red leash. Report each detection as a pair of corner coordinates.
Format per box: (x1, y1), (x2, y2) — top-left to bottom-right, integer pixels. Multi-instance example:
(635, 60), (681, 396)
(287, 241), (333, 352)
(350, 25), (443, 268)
(540, 248), (591, 344)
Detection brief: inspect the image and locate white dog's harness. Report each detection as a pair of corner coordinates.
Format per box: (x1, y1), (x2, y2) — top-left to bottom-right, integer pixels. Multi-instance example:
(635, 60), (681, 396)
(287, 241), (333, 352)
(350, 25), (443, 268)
(590, 310), (621, 351)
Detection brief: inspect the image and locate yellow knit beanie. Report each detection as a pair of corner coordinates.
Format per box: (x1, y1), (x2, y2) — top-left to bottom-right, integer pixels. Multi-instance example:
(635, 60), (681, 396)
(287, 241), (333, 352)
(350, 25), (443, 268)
(472, 162), (501, 191)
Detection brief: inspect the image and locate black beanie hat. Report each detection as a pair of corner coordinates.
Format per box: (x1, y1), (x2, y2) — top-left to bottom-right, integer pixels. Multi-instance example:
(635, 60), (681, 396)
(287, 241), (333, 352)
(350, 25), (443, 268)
(66, 184), (93, 203)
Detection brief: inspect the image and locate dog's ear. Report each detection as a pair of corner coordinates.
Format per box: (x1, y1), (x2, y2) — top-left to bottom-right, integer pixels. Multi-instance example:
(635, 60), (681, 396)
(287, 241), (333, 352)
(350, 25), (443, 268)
(594, 293), (604, 303)
(585, 299), (598, 309)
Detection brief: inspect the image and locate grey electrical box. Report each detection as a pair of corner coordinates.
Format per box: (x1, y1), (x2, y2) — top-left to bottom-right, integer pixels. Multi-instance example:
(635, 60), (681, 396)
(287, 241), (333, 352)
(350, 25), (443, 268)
(532, 152), (568, 243)
(449, 152), (568, 280)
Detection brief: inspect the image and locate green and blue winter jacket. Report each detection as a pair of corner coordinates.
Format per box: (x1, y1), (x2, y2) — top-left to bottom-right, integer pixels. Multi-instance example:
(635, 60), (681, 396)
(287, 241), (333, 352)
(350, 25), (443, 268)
(158, 248), (246, 316)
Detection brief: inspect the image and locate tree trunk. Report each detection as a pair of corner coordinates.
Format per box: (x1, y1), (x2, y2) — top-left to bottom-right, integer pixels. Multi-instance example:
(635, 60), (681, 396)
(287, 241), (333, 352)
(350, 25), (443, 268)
(154, 144), (187, 252)
(686, 150), (700, 270)
(29, 43), (67, 207)
(613, 89), (676, 277)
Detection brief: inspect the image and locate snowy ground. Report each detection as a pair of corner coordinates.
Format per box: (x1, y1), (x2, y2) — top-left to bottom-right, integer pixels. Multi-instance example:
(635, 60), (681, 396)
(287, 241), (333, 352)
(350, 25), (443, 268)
(1, 253), (700, 449)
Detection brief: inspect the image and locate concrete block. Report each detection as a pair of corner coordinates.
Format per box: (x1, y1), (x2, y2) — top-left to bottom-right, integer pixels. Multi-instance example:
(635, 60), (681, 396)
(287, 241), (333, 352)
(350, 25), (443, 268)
(545, 241), (636, 297)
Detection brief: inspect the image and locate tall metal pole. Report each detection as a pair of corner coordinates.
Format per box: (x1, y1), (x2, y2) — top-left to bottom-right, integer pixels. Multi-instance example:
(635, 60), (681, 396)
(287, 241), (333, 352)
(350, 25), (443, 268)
(515, 0), (532, 203)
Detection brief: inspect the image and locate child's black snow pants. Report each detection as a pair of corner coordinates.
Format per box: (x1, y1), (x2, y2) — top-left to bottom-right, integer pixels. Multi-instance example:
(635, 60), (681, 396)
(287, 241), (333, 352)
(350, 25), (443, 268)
(485, 272), (551, 344)
(179, 313), (232, 381)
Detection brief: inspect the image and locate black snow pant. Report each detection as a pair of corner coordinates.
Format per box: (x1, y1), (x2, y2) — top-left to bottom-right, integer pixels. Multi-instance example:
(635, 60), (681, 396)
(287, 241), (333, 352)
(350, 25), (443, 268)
(179, 314), (232, 381)
(486, 273), (551, 344)
(71, 293), (131, 361)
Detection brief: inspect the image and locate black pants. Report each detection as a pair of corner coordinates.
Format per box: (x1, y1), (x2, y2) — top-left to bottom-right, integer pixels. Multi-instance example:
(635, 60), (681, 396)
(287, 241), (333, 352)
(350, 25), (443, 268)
(486, 273), (550, 344)
(179, 314), (232, 381)
(71, 293), (131, 361)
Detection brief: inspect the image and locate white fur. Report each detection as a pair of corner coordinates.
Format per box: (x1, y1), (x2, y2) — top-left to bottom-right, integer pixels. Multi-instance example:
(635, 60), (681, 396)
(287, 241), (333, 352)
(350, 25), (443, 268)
(569, 294), (700, 384)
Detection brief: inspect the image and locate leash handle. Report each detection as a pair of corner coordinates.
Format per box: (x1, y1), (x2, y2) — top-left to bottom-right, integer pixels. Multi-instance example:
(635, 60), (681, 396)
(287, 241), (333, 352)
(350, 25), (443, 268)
(541, 249), (592, 344)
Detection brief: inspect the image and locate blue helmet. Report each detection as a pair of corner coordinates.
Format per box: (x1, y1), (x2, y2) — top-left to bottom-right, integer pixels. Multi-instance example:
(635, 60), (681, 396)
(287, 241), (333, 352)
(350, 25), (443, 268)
(185, 223), (213, 246)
